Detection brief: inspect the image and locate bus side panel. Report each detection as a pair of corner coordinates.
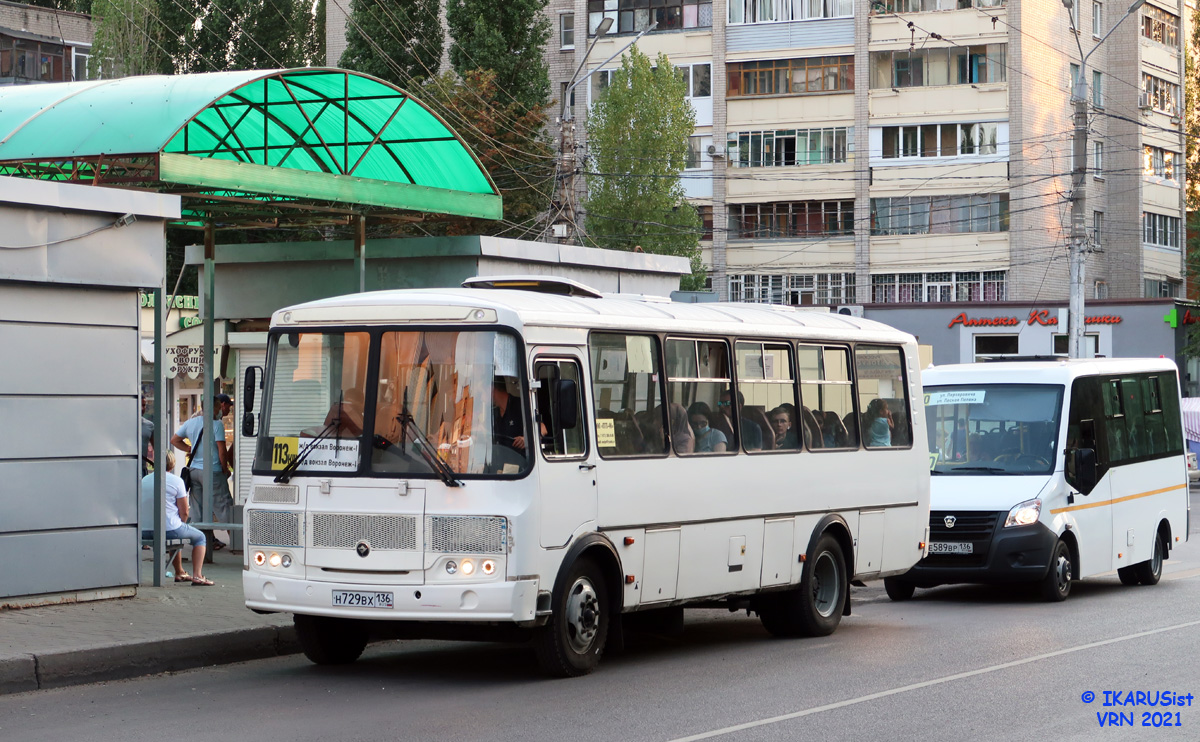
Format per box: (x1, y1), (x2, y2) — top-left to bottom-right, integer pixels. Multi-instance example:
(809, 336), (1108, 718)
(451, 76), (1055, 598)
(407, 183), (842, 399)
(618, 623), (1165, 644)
(1108, 459), (1187, 570)
(676, 519), (764, 600)
(855, 510), (886, 576)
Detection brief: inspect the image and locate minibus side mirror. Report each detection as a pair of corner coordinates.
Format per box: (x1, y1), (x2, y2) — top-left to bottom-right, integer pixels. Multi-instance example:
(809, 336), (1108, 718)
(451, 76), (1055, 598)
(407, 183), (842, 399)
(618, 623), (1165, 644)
(555, 378), (579, 430)
(1067, 447), (1097, 493)
(242, 365), (262, 438)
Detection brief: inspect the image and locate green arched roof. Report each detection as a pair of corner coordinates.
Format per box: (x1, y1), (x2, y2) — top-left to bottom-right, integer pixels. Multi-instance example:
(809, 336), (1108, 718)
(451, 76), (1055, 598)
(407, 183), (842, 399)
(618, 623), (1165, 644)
(0, 69), (502, 226)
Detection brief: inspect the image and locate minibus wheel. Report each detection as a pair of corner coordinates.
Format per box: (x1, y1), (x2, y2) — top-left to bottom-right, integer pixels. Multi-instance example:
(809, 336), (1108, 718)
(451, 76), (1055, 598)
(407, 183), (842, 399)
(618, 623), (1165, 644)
(534, 557), (609, 677)
(294, 614), (368, 665)
(1133, 532), (1165, 586)
(884, 577), (916, 601)
(1116, 566), (1139, 586)
(1038, 540), (1073, 602)
(759, 533), (846, 637)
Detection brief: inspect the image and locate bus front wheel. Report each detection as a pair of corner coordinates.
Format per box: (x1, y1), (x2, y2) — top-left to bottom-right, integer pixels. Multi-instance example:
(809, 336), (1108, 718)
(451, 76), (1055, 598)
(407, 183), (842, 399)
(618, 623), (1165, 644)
(294, 614), (368, 665)
(1038, 539), (1073, 602)
(759, 533), (846, 638)
(533, 558), (610, 677)
(884, 577), (916, 601)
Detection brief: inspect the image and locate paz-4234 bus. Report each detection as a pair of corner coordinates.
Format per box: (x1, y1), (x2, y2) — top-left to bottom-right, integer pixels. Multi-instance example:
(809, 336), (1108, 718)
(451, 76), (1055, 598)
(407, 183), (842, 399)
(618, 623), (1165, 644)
(241, 278), (931, 676)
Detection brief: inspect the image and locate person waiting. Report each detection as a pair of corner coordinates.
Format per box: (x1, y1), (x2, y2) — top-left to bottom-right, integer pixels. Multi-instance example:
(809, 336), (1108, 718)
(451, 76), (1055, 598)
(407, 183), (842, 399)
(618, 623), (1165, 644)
(139, 451), (213, 586)
(770, 406), (800, 449)
(688, 401), (728, 453)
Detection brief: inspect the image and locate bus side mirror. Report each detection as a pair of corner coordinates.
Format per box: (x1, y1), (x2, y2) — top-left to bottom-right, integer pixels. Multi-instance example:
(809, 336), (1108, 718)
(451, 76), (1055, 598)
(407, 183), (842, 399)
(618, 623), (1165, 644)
(242, 365), (262, 438)
(555, 378), (579, 430)
(1067, 447), (1097, 493)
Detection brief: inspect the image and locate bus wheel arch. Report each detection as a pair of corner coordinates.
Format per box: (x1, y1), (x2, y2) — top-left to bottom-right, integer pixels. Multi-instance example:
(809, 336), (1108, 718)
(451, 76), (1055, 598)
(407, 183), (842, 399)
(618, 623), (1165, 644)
(806, 515), (854, 618)
(1058, 529), (1080, 582)
(534, 534), (622, 677)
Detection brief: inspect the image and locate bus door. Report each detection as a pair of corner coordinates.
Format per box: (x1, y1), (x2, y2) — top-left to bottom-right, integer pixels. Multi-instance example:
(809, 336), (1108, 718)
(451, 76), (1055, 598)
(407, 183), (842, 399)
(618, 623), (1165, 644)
(1065, 378), (1113, 576)
(533, 353), (597, 548)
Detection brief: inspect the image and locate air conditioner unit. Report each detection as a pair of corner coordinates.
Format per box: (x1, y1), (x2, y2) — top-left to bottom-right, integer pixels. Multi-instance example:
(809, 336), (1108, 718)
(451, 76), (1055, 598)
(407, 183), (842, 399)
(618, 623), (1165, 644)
(706, 143), (723, 158)
(836, 305), (864, 318)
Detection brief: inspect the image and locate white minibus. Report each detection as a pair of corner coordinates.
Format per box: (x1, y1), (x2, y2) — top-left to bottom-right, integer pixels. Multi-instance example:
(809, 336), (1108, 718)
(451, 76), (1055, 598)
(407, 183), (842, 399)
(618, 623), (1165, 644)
(886, 358), (1189, 602)
(241, 278), (930, 675)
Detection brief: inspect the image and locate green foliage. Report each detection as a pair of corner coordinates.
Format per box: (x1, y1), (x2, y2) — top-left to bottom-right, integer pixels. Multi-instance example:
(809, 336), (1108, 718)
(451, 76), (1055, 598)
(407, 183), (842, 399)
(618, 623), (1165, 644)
(584, 48), (704, 290)
(341, 0), (443, 87)
(1187, 5), (1200, 211)
(90, 0), (159, 77)
(445, 0), (551, 113)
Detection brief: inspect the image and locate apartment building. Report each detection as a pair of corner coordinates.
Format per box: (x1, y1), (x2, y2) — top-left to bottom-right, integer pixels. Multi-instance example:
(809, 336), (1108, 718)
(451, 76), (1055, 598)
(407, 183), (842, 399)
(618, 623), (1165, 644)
(543, 0), (1186, 306)
(0, 1), (95, 85)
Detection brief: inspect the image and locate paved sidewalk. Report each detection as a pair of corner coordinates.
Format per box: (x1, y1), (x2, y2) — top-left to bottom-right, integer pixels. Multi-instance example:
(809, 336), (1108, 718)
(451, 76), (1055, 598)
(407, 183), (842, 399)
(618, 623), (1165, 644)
(0, 550), (297, 696)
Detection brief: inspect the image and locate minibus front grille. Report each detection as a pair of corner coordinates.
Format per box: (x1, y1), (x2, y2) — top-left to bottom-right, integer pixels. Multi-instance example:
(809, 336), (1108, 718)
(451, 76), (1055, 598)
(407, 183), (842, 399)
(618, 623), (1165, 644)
(311, 513), (417, 551)
(247, 510), (301, 547)
(924, 511), (1002, 567)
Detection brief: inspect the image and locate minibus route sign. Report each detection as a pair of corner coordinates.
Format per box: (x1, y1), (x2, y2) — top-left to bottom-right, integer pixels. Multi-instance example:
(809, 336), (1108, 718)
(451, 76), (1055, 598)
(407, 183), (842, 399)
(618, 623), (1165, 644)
(925, 390), (986, 406)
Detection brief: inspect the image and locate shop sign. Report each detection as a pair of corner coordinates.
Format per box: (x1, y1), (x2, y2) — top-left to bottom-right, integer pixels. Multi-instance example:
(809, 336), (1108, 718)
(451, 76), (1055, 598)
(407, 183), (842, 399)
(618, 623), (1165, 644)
(139, 292), (199, 310)
(1163, 307), (1200, 328)
(948, 309), (1121, 329)
(179, 316), (203, 329)
(168, 345), (205, 379)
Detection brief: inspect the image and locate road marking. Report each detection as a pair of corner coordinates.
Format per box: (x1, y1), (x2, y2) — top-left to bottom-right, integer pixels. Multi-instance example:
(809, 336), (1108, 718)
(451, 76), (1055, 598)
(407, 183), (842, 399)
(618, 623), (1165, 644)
(665, 618), (1200, 742)
(1165, 566), (1200, 581)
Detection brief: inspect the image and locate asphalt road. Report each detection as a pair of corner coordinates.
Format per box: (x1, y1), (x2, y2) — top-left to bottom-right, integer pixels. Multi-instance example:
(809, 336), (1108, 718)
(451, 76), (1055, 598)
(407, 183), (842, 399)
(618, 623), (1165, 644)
(5, 495), (1200, 742)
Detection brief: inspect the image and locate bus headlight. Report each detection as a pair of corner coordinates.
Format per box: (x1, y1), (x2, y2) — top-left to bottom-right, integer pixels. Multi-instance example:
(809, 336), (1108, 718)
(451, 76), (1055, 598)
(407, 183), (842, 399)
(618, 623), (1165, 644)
(254, 551), (266, 566)
(268, 553), (282, 568)
(280, 554), (292, 568)
(461, 559), (475, 576)
(482, 559), (496, 576)
(445, 560), (458, 575)
(1004, 498), (1042, 528)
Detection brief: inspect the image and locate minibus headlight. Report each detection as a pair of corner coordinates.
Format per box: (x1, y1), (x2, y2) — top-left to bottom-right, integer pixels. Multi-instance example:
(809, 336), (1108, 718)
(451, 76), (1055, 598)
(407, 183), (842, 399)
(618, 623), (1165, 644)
(1004, 498), (1042, 528)
(461, 559), (475, 576)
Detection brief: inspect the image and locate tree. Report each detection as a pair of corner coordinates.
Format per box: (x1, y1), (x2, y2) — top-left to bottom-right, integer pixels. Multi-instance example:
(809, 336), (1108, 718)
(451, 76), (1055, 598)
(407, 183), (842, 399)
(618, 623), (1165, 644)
(90, 0), (159, 77)
(584, 48), (704, 290)
(445, 0), (551, 113)
(340, 0), (443, 88)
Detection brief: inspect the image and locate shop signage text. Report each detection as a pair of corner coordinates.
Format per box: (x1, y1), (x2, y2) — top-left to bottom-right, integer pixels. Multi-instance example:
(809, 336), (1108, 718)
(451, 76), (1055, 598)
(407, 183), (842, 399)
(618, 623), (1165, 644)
(1163, 307), (1200, 328)
(948, 309), (1122, 329)
(139, 292), (199, 310)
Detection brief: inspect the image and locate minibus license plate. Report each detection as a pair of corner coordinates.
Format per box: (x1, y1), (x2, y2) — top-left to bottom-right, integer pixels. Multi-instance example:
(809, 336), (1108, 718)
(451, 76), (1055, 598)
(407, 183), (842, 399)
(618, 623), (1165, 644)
(332, 590), (394, 609)
(928, 542), (973, 554)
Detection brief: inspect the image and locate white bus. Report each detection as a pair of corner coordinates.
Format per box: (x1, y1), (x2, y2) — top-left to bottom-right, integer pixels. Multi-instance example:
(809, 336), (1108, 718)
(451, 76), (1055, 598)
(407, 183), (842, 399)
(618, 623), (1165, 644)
(888, 358), (1189, 602)
(241, 278), (930, 676)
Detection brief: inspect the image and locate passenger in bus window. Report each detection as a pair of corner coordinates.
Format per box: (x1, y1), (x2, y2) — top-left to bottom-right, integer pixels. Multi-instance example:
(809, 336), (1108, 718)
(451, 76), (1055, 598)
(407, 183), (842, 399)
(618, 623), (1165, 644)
(492, 378), (527, 452)
(688, 402), (728, 453)
(770, 407), (799, 449)
(822, 410), (850, 448)
(719, 390), (762, 451)
(951, 418), (968, 460)
(865, 398), (894, 447)
(800, 406), (823, 448)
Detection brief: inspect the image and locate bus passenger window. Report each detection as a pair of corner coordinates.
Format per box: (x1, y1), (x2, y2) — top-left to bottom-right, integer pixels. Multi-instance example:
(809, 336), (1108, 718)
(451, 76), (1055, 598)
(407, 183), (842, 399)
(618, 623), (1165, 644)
(855, 346), (911, 449)
(797, 345), (858, 449)
(535, 359), (587, 458)
(736, 341), (799, 451)
(588, 333), (667, 458)
(667, 338), (736, 454)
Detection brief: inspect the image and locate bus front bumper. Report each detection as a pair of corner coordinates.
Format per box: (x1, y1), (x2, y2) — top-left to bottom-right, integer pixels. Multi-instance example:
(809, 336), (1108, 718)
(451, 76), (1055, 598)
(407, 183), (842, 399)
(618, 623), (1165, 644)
(901, 522), (1059, 587)
(244, 572), (540, 623)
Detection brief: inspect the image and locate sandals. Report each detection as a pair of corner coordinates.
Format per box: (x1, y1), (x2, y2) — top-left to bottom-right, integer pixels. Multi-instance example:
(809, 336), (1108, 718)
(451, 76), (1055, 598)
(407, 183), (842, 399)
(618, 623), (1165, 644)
(190, 576), (215, 587)
(212, 541), (226, 552)
(174, 572), (193, 583)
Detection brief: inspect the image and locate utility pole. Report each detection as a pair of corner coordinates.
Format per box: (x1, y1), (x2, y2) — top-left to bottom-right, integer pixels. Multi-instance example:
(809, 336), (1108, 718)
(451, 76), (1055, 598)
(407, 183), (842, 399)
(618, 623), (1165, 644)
(1063, 0), (1145, 358)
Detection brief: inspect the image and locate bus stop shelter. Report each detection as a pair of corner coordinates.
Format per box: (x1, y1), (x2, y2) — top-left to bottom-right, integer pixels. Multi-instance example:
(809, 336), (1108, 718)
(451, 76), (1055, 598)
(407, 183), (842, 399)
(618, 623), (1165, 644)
(0, 68), (502, 587)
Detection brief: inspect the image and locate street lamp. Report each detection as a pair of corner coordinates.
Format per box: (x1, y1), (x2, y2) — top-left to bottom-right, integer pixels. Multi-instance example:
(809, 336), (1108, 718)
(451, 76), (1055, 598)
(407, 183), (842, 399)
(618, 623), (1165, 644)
(550, 20), (657, 243)
(1062, 0), (1145, 358)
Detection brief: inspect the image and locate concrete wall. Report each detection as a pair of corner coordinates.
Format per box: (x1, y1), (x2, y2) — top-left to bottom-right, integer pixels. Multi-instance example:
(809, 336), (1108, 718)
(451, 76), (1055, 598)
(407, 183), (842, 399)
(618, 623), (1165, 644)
(0, 177), (176, 601)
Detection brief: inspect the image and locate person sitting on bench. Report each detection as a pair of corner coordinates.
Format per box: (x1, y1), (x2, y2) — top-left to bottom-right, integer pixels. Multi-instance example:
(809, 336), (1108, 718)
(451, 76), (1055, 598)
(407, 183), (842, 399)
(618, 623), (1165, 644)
(140, 451), (214, 586)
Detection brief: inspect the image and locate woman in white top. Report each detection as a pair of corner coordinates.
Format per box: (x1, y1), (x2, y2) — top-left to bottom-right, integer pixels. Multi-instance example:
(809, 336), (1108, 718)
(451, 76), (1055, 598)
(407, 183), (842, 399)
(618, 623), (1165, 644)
(140, 450), (214, 586)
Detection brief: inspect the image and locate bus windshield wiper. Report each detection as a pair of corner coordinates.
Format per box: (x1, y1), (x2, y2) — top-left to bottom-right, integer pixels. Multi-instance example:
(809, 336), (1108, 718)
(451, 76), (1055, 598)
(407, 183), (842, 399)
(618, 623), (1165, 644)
(396, 405), (462, 488)
(946, 465), (1009, 473)
(274, 420), (338, 484)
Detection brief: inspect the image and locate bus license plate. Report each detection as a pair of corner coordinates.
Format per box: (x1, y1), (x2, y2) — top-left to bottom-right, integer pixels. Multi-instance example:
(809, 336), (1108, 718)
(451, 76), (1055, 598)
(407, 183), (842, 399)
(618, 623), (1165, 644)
(928, 542), (973, 554)
(332, 590), (394, 609)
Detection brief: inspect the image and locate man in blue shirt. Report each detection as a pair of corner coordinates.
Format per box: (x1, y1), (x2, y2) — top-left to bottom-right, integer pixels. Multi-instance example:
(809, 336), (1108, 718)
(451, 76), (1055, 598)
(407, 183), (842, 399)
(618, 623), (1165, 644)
(171, 393), (234, 549)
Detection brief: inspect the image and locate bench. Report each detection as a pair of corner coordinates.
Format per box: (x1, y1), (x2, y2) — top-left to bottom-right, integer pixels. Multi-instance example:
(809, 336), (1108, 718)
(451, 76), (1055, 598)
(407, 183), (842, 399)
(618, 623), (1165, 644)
(141, 536), (191, 568)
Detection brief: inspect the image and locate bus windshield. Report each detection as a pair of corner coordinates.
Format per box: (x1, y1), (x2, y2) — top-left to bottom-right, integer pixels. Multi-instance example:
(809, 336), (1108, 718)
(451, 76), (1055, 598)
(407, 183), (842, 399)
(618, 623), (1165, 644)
(255, 329), (531, 478)
(925, 384), (1063, 475)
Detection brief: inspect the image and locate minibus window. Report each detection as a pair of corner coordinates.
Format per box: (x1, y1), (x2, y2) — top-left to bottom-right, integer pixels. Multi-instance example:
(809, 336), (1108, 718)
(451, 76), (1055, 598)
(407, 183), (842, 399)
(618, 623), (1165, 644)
(926, 384), (1062, 475)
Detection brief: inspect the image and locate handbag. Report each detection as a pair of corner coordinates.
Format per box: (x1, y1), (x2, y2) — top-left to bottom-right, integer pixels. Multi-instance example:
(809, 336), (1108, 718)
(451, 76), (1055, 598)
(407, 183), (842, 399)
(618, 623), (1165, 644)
(182, 426), (203, 491)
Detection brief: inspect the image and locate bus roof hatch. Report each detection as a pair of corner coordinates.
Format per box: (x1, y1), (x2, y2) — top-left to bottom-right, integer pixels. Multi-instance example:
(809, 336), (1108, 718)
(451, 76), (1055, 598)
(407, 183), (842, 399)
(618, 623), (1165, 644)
(461, 275), (604, 299)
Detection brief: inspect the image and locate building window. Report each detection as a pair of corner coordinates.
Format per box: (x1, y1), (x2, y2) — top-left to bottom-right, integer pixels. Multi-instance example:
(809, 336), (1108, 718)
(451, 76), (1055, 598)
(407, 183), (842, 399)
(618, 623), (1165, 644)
(728, 273), (856, 305)
(698, 205), (713, 240)
(1068, 0), (1080, 30)
(1053, 334), (1099, 357)
(592, 0), (713, 34)
(729, 0), (853, 24)
(1141, 73), (1179, 115)
(974, 334), (1020, 362)
(1094, 280), (1109, 299)
(871, 195), (1009, 235)
(727, 56), (853, 97)
(0, 37), (68, 82)
(1144, 279), (1181, 298)
(686, 135), (714, 170)
(870, 45), (1007, 89)
(1092, 1), (1102, 37)
(1092, 211), (1103, 247)
(1142, 5), (1179, 48)
(728, 200), (854, 239)
(1092, 141), (1103, 177)
(561, 13), (575, 48)
(1092, 70), (1103, 106)
(872, 271), (1005, 303)
(1143, 146), (1177, 181)
(871, 0), (1006, 12)
(878, 122), (999, 159)
(727, 127), (853, 167)
(1143, 212), (1180, 248)
(1069, 63), (1080, 93)
(690, 64), (711, 98)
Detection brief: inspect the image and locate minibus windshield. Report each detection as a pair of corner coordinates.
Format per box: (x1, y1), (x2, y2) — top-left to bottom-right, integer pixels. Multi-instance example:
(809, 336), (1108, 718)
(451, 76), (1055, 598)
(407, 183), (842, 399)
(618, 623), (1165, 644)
(255, 329), (531, 478)
(925, 384), (1063, 475)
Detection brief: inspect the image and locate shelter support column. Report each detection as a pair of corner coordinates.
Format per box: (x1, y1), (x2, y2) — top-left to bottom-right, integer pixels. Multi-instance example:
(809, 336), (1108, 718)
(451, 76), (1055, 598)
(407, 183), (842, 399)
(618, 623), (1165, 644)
(201, 222), (216, 561)
(152, 283), (166, 586)
(354, 215), (366, 293)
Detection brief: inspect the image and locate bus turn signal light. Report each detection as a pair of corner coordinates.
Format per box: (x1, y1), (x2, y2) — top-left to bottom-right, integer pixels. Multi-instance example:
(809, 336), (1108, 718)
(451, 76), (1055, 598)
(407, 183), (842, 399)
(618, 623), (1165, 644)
(625, 575), (635, 584)
(919, 542), (926, 549)
(624, 537), (635, 546)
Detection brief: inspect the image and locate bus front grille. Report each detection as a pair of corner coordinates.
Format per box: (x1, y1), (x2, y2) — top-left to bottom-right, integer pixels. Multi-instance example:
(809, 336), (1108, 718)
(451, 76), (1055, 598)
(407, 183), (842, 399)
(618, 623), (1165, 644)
(252, 484), (299, 504)
(426, 516), (507, 554)
(311, 513), (417, 551)
(924, 511), (1002, 568)
(247, 510), (301, 547)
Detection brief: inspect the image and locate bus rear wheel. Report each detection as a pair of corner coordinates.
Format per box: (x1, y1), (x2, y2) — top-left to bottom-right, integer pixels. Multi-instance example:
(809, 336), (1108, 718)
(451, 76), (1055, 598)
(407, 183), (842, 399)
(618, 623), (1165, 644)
(1134, 531), (1165, 586)
(533, 558), (609, 677)
(294, 614), (368, 665)
(759, 533), (846, 638)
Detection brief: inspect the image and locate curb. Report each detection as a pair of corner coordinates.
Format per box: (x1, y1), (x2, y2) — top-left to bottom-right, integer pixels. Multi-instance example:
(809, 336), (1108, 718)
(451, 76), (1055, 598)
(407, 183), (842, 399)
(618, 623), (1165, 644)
(0, 625), (300, 696)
